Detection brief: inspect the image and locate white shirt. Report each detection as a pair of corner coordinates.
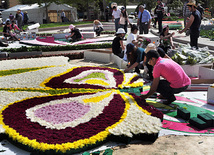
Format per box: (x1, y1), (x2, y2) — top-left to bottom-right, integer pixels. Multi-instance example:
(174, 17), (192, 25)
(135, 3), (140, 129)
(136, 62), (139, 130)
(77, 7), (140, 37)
(112, 9), (121, 19)
(126, 33), (136, 44)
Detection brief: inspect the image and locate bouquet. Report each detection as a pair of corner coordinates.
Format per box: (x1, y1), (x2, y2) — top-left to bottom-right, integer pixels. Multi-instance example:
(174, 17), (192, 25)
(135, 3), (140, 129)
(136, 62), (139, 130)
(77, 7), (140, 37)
(142, 38), (151, 47)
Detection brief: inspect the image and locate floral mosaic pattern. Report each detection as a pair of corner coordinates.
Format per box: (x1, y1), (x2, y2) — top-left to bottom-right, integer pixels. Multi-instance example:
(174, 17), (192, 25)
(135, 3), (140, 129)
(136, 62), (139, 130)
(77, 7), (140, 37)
(0, 57), (163, 153)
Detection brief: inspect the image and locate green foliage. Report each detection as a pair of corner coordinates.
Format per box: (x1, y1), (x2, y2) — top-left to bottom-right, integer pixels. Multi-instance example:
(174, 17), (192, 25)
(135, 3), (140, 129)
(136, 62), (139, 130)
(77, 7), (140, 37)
(0, 67), (49, 76)
(1, 43), (112, 53)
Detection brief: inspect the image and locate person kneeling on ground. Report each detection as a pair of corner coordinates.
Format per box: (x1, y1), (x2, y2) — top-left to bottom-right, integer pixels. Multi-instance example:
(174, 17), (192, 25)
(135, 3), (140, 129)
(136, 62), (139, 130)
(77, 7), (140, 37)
(112, 28), (126, 58)
(159, 24), (175, 53)
(93, 20), (103, 36)
(3, 21), (19, 41)
(124, 43), (145, 74)
(141, 50), (191, 105)
(65, 24), (82, 42)
(143, 43), (170, 80)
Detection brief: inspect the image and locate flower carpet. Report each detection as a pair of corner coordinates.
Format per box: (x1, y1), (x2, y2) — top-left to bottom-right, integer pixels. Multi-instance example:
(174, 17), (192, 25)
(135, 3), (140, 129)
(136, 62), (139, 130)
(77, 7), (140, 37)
(0, 57), (163, 154)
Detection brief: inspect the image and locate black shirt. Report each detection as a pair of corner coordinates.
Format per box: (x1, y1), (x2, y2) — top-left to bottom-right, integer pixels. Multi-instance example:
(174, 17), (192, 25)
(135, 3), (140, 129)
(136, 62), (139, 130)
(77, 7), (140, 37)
(112, 36), (123, 55)
(71, 28), (82, 39)
(190, 10), (201, 33)
(3, 25), (10, 33)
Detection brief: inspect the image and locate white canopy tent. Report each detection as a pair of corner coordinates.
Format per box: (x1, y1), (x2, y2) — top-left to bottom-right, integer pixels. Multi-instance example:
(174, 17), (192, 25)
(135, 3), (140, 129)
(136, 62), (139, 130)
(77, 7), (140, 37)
(2, 2), (78, 24)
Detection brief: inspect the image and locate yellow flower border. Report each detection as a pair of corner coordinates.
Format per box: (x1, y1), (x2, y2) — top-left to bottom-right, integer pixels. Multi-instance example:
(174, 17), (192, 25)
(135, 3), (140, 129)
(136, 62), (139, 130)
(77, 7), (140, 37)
(0, 90), (131, 153)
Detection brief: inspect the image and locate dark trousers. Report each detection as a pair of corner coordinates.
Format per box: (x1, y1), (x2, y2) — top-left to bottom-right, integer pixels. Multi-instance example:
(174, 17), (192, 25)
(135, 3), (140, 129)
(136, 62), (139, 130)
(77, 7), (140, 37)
(120, 21), (128, 33)
(156, 80), (189, 100)
(95, 27), (103, 36)
(139, 22), (149, 34)
(190, 31), (199, 49)
(157, 12), (163, 33)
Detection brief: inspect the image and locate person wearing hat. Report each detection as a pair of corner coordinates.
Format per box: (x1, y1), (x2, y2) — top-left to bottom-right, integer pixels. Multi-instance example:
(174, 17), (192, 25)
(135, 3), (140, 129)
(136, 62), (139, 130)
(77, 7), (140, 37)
(141, 50), (191, 104)
(65, 24), (82, 42)
(119, 6), (130, 33)
(93, 20), (103, 36)
(112, 28), (126, 58)
(143, 43), (170, 80)
(183, 0), (192, 27)
(159, 24), (175, 53)
(112, 5), (121, 32)
(179, 2), (201, 49)
(124, 43), (145, 73)
(137, 4), (152, 34)
(156, 0), (164, 33)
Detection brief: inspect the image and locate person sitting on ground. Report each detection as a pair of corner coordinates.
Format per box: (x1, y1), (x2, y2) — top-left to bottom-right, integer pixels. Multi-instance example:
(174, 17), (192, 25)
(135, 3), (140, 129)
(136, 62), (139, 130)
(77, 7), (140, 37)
(159, 24), (175, 53)
(3, 21), (19, 41)
(10, 20), (20, 33)
(65, 24), (82, 42)
(112, 28), (126, 58)
(123, 24), (143, 61)
(93, 20), (103, 36)
(141, 50), (191, 105)
(124, 43), (145, 74)
(143, 43), (170, 80)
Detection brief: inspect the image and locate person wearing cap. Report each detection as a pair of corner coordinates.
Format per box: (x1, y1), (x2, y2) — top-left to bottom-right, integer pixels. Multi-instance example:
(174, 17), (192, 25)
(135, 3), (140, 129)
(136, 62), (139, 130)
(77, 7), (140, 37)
(119, 7), (130, 33)
(143, 43), (170, 80)
(141, 50), (191, 104)
(65, 24), (82, 42)
(93, 20), (103, 36)
(112, 5), (121, 32)
(159, 24), (175, 53)
(124, 43), (145, 73)
(123, 24), (144, 61)
(179, 2), (201, 49)
(137, 5), (152, 34)
(112, 28), (126, 58)
(156, 0), (164, 33)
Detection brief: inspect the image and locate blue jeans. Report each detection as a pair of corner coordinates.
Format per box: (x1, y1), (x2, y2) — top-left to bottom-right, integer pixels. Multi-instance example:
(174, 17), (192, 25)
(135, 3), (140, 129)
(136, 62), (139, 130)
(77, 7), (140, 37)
(114, 18), (120, 32)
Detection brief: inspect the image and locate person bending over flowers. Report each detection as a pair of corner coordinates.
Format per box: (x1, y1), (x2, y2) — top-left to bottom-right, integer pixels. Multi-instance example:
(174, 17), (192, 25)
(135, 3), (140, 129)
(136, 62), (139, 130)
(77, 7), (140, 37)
(65, 24), (82, 42)
(142, 43), (170, 80)
(124, 43), (145, 74)
(123, 24), (144, 61)
(141, 50), (191, 105)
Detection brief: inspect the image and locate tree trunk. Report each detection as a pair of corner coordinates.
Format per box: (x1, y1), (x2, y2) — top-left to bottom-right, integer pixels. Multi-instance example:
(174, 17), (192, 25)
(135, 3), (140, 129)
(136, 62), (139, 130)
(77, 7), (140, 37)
(87, 0), (90, 20)
(45, 3), (49, 23)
